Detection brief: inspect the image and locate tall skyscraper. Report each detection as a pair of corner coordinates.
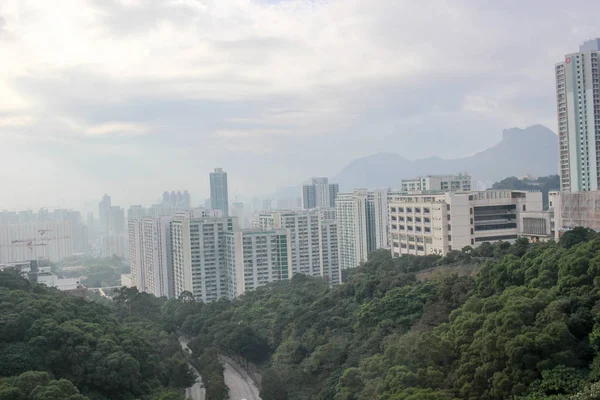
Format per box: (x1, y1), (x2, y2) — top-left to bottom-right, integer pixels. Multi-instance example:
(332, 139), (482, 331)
(225, 229), (291, 299)
(257, 210), (321, 276)
(318, 217), (340, 285)
(108, 206), (125, 234)
(98, 194), (111, 235)
(302, 177), (339, 209)
(128, 219), (144, 289)
(171, 215), (238, 302)
(335, 189), (389, 271)
(556, 38), (600, 192)
(141, 216), (174, 298)
(210, 168), (229, 216)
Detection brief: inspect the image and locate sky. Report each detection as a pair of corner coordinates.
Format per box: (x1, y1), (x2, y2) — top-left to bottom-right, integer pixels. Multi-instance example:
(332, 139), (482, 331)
(0, 0), (599, 212)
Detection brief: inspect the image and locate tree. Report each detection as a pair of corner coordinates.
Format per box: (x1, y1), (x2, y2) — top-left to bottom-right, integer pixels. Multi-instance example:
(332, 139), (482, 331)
(260, 368), (288, 400)
(560, 227), (598, 249)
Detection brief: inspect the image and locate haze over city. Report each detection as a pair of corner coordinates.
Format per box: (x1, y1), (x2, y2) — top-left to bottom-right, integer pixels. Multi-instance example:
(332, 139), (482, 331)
(1, 0), (599, 210)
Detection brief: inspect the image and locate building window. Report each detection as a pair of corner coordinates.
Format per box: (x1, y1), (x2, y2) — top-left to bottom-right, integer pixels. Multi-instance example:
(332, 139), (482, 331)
(447, 224), (451, 231)
(470, 208), (473, 214)
(447, 214), (451, 221)
(415, 208), (421, 213)
(448, 235), (452, 242)
(523, 205), (526, 211)
(474, 234), (518, 243)
(447, 204), (450, 211)
(471, 238), (474, 245)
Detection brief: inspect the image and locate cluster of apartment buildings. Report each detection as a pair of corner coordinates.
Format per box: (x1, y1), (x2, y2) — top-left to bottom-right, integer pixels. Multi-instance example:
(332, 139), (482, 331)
(128, 207), (341, 301)
(125, 167), (556, 302)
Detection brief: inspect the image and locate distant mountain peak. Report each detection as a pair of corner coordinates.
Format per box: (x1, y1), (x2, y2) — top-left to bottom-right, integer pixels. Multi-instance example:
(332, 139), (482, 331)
(502, 124), (556, 142)
(333, 124), (558, 191)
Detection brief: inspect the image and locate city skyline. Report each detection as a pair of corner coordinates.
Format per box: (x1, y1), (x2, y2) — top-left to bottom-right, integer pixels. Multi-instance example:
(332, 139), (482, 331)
(2, 1), (599, 211)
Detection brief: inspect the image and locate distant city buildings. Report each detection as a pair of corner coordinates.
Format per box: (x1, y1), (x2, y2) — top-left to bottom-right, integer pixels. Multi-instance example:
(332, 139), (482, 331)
(555, 38), (600, 192)
(302, 177), (339, 209)
(163, 190), (191, 212)
(99, 194), (111, 235)
(98, 195), (126, 260)
(0, 221), (74, 263)
(102, 234), (127, 258)
(401, 173), (471, 192)
(210, 168), (229, 216)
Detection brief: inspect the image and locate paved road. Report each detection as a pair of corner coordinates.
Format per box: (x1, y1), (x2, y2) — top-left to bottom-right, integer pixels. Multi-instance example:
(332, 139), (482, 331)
(178, 338), (206, 400)
(221, 355), (261, 400)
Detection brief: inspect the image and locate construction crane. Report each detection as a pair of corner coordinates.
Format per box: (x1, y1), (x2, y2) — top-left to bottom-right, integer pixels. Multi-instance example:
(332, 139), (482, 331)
(1, 240), (47, 250)
(4, 233), (70, 250)
(39, 235), (70, 242)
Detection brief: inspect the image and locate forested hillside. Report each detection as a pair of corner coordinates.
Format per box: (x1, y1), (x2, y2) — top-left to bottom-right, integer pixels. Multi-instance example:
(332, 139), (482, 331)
(0, 272), (194, 400)
(162, 229), (600, 400)
(5, 229), (600, 400)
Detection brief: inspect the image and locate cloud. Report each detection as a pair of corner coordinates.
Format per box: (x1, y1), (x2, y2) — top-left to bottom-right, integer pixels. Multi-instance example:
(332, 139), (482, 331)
(0, 0), (598, 210)
(85, 122), (150, 136)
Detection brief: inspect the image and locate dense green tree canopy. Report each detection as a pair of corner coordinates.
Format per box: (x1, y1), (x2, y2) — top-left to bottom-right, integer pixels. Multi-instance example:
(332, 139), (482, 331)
(0, 269), (193, 400)
(160, 238), (600, 400)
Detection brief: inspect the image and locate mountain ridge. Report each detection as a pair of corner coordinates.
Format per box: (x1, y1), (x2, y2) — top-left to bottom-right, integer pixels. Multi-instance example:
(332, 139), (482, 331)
(333, 124), (558, 190)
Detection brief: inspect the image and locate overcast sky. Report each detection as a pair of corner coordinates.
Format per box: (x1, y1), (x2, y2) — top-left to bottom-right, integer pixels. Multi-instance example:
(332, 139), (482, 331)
(0, 0), (598, 212)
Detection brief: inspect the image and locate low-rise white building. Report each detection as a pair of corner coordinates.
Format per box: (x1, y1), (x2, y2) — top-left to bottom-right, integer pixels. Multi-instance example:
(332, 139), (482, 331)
(401, 173), (471, 193)
(519, 210), (554, 242)
(389, 190), (543, 256)
(225, 229), (292, 298)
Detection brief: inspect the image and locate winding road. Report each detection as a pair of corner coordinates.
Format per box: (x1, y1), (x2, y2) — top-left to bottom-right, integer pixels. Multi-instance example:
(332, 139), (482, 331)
(221, 355), (261, 400)
(179, 338), (205, 400)
(179, 338), (261, 400)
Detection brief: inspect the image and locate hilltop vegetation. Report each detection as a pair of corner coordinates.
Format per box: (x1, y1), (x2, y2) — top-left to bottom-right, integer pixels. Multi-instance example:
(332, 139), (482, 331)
(0, 271), (194, 400)
(5, 227), (600, 400)
(160, 228), (600, 400)
(492, 174), (560, 208)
